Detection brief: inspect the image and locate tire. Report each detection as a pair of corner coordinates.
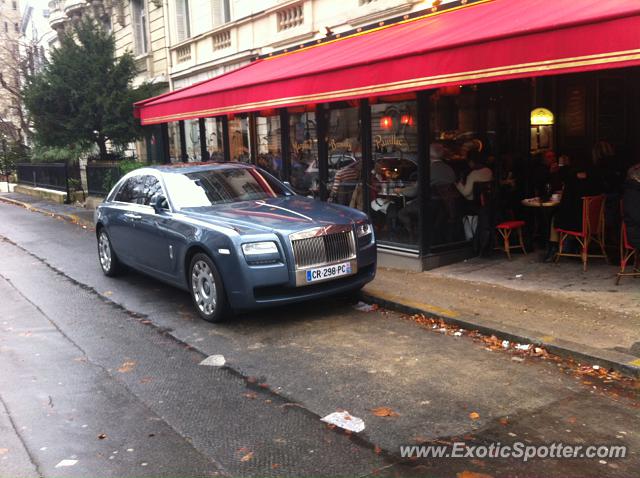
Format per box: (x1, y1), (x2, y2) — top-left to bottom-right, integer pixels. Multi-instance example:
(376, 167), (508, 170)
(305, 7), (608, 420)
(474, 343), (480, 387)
(97, 228), (123, 277)
(189, 253), (228, 323)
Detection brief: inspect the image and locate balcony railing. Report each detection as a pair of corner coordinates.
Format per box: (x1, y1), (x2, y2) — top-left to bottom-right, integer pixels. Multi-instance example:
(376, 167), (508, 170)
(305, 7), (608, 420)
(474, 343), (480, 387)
(175, 44), (192, 63)
(277, 4), (304, 31)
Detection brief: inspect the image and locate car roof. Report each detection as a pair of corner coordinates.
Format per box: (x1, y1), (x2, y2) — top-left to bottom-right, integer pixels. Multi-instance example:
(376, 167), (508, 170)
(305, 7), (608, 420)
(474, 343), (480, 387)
(149, 162), (255, 175)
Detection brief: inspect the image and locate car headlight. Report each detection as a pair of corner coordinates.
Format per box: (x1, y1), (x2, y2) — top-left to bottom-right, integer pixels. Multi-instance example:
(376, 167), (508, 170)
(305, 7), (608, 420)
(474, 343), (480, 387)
(356, 222), (372, 238)
(242, 241), (279, 256)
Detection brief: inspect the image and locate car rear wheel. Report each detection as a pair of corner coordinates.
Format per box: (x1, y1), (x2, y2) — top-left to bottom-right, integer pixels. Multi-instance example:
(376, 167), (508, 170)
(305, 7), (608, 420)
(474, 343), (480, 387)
(97, 229), (123, 277)
(189, 253), (227, 322)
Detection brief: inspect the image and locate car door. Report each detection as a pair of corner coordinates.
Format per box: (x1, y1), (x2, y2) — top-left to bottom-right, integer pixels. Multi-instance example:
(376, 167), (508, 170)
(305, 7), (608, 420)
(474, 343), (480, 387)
(107, 175), (147, 264)
(128, 174), (176, 276)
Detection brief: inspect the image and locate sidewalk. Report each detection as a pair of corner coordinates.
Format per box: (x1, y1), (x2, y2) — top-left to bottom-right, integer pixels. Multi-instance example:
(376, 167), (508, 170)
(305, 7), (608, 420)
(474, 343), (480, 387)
(0, 191), (95, 228)
(364, 259), (640, 377)
(2, 191), (639, 376)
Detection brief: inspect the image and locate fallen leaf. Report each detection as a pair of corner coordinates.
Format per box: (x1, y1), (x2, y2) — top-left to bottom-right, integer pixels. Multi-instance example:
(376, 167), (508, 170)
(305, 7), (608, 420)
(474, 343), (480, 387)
(240, 451), (254, 462)
(103, 291), (113, 296)
(243, 392), (257, 399)
(271, 464), (280, 469)
(139, 376), (153, 384)
(469, 412), (480, 420)
(98, 434), (107, 440)
(371, 406), (399, 417)
(117, 361), (136, 373)
(499, 417), (508, 426)
(374, 445), (382, 455)
(457, 471), (494, 478)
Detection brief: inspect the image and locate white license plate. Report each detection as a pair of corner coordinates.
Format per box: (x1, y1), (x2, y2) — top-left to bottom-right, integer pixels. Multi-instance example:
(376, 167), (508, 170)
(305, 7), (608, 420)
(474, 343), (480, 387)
(306, 262), (353, 283)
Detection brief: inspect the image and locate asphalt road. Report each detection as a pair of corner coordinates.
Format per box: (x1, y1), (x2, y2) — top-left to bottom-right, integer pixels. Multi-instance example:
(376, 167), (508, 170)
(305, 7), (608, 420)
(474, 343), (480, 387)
(0, 201), (638, 477)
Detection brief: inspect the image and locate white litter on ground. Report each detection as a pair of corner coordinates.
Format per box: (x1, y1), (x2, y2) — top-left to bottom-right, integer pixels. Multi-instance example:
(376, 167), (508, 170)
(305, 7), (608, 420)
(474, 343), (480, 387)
(199, 355), (226, 367)
(515, 344), (532, 351)
(502, 340), (510, 348)
(320, 411), (365, 433)
(352, 301), (376, 312)
(55, 459), (78, 468)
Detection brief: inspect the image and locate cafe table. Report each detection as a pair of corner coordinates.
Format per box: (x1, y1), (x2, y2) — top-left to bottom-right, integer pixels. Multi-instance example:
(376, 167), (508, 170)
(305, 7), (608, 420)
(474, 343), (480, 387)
(521, 197), (561, 249)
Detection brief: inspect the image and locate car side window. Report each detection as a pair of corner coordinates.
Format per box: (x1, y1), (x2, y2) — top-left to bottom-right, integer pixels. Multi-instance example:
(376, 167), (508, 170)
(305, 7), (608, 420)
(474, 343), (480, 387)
(114, 177), (136, 203)
(114, 175), (162, 206)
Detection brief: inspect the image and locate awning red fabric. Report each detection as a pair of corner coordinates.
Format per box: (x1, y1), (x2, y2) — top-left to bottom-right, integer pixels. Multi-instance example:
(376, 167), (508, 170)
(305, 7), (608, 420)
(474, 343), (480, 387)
(136, 0), (640, 125)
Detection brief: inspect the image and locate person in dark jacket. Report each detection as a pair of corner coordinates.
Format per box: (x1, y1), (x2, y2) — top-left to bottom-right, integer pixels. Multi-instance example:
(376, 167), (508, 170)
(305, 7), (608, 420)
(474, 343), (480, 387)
(623, 163), (640, 250)
(554, 158), (604, 232)
(543, 157), (604, 261)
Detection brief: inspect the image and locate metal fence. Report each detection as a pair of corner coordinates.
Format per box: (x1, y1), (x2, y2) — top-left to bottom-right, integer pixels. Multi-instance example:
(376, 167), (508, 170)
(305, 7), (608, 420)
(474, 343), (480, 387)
(16, 162), (79, 192)
(86, 162), (123, 196)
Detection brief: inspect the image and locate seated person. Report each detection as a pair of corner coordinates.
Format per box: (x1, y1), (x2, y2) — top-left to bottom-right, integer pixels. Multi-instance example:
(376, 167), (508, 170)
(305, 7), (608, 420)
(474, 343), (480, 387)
(544, 157), (605, 260)
(456, 150), (493, 201)
(623, 163), (640, 250)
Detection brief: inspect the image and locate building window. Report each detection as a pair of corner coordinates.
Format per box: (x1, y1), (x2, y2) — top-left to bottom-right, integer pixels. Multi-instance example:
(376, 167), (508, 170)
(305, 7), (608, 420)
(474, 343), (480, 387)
(14, 22), (19, 33)
(4, 22), (8, 33)
(370, 98), (419, 247)
(212, 0), (230, 26)
(204, 117), (224, 161)
(289, 109), (318, 197)
(12, 1), (17, 10)
(183, 119), (201, 162)
(256, 113), (282, 179)
(168, 122), (181, 163)
(327, 104), (362, 208)
(228, 115), (251, 163)
(132, 0), (148, 55)
(277, 4), (303, 31)
(175, 0), (190, 42)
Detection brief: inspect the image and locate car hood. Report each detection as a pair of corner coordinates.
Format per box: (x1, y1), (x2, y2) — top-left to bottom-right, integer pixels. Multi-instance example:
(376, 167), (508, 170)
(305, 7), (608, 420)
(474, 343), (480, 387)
(180, 196), (367, 235)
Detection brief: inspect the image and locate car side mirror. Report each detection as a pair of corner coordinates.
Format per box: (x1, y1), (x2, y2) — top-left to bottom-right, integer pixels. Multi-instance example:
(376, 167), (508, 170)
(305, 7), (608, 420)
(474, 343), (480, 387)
(151, 194), (167, 214)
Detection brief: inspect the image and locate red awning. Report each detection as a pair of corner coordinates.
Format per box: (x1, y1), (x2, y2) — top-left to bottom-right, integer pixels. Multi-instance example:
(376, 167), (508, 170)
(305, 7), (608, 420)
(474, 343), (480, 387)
(136, 0), (640, 125)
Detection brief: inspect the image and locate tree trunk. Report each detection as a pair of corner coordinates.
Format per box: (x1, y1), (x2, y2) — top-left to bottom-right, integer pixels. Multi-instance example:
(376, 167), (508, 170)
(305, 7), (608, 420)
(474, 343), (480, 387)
(97, 136), (108, 161)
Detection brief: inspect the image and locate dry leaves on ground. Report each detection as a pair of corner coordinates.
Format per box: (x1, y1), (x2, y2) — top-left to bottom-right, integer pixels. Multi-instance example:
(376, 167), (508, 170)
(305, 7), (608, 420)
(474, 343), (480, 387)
(117, 360), (136, 373)
(469, 411), (480, 420)
(240, 451), (254, 462)
(371, 406), (399, 417)
(457, 471), (493, 478)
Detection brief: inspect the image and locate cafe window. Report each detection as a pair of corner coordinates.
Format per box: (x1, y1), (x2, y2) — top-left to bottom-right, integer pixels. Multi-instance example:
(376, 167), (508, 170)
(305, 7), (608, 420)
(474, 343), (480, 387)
(255, 113), (283, 178)
(326, 104), (362, 207)
(288, 109), (318, 197)
(204, 117), (224, 161)
(228, 115), (251, 163)
(167, 122), (181, 163)
(184, 119), (201, 161)
(370, 99), (418, 247)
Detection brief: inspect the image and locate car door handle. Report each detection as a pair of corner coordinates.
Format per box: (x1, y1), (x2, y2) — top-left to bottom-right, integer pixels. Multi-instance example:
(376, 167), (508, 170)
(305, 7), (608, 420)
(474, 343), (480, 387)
(124, 213), (142, 220)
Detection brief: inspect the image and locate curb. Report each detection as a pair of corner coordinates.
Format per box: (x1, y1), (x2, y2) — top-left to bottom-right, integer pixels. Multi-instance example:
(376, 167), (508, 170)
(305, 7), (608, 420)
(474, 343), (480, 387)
(361, 290), (640, 379)
(0, 196), (94, 229)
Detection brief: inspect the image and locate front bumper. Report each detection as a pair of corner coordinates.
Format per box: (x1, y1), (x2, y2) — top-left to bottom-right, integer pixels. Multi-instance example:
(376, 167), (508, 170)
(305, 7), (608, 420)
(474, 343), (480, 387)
(226, 240), (376, 312)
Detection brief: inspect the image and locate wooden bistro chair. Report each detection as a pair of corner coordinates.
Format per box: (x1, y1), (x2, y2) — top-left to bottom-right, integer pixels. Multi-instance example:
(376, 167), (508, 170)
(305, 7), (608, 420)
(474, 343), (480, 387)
(555, 194), (608, 271)
(495, 220), (527, 260)
(616, 218), (640, 285)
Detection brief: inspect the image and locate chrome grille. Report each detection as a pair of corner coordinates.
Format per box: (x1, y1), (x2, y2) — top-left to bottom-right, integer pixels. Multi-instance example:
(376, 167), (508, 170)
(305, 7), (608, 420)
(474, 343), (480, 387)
(291, 230), (356, 269)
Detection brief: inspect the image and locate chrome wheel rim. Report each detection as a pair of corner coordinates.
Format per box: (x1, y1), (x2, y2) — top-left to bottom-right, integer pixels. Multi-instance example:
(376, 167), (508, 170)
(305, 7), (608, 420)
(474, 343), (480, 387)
(98, 232), (112, 272)
(191, 260), (216, 316)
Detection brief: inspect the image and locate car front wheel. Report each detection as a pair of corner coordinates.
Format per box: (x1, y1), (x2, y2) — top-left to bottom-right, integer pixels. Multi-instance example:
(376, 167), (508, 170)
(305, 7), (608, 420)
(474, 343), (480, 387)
(97, 229), (122, 277)
(189, 253), (227, 322)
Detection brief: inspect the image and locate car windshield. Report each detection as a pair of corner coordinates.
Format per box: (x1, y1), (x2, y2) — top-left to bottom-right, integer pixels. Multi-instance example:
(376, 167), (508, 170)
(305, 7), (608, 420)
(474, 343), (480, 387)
(164, 167), (289, 210)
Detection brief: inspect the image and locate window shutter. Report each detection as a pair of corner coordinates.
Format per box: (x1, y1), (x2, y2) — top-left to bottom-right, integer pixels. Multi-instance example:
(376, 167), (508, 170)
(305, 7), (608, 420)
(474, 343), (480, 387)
(132, 0), (146, 55)
(175, 0), (190, 42)
(211, 0), (221, 27)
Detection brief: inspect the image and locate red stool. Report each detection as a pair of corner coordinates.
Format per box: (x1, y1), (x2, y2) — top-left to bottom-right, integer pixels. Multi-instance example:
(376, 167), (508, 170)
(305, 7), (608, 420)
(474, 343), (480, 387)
(495, 220), (527, 260)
